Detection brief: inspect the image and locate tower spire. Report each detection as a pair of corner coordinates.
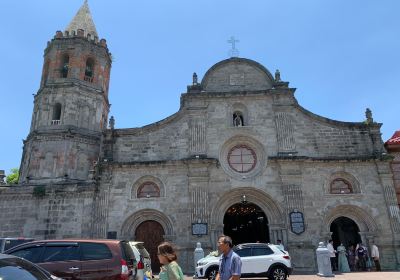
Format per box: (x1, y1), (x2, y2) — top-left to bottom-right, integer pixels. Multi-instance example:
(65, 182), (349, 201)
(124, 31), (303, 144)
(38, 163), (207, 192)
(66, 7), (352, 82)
(65, 0), (98, 38)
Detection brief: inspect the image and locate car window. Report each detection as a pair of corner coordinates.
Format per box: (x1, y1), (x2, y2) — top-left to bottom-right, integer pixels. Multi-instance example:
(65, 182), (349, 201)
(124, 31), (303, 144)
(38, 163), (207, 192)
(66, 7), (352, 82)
(234, 248), (252, 257)
(121, 242), (136, 262)
(4, 240), (34, 251)
(252, 247), (274, 256)
(0, 257), (49, 280)
(42, 245), (80, 262)
(80, 243), (112, 260)
(10, 246), (45, 263)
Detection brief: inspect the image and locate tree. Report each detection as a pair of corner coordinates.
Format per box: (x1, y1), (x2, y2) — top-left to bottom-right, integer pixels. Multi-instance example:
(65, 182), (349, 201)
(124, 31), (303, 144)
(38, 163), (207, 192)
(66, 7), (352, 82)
(6, 168), (19, 185)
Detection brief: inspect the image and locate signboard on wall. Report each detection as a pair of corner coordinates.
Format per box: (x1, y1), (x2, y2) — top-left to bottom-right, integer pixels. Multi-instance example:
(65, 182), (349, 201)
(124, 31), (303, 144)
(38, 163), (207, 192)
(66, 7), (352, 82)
(289, 211), (305, 235)
(192, 223), (208, 236)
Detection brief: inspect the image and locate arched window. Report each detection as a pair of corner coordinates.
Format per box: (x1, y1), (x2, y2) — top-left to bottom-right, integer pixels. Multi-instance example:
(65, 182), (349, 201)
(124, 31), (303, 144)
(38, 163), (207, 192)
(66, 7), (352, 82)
(137, 182), (160, 198)
(330, 178), (353, 194)
(233, 111), (244, 127)
(51, 103), (62, 125)
(228, 145), (257, 173)
(84, 58), (94, 82)
(61, 54), (69, 78)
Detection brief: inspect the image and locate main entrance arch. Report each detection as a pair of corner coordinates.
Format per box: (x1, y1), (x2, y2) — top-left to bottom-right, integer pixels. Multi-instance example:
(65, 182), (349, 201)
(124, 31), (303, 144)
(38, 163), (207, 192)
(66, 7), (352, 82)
(210, 187), (285, 245)
(330, 216), (361, 248)
(223, 202), (269, 244)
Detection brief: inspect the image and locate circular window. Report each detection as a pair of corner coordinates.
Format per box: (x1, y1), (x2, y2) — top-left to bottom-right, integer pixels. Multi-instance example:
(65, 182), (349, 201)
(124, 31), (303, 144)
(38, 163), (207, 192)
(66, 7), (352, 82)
(228, 145), (257, 173)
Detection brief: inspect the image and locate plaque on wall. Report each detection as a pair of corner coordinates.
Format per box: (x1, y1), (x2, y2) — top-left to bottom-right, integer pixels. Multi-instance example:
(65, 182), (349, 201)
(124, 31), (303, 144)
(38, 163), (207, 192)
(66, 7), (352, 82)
(289, 211), (305, 235)
(192, 223), (208, 236)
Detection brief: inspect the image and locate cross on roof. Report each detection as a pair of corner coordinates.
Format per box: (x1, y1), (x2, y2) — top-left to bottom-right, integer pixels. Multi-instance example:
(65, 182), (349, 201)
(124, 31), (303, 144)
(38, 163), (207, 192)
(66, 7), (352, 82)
(227, 36), (240, 57)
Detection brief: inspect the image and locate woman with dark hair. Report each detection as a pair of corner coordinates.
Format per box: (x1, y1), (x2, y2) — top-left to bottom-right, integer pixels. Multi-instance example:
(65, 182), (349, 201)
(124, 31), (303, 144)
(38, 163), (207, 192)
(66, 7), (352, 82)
(158, 242), (184, 280)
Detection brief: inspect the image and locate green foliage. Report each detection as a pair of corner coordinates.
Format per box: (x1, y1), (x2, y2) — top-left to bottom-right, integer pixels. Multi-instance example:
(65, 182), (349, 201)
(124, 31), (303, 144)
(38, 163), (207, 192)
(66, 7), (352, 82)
(33, 186), (46, 198)
(6, 168), (19, 185)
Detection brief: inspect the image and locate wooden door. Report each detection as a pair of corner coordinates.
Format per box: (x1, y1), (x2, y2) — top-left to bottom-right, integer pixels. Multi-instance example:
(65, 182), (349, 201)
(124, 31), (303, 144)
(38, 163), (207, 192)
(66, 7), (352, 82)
(135, 220), (165, 273)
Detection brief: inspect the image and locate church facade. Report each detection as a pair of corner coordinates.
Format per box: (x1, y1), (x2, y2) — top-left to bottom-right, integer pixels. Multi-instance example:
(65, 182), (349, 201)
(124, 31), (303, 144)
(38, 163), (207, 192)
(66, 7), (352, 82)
(1, 2), (399, 273)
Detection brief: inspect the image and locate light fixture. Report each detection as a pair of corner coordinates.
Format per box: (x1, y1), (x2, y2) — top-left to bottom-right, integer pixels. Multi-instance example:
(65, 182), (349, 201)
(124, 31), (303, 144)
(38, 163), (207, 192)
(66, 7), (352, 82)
(241, 194), (247, 204)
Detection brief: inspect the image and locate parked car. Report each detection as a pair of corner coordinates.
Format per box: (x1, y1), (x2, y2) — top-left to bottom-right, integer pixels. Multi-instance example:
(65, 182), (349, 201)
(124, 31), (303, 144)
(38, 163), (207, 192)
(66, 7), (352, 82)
(5, 239), (137, 280)
(195, 243), (292, 280)
(0, 253), (63, 280)
(0, 237), (35, 253)
(129, 241), (153, 280)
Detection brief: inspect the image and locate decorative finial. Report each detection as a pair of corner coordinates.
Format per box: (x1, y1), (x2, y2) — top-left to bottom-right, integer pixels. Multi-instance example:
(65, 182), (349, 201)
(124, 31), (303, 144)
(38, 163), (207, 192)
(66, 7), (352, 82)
(109, 116), (115, 129)
(193, 72), (198, 85)
(365, 108), (373, 124)
(275, 69), (281, 82)
(227, 36), (240, 57)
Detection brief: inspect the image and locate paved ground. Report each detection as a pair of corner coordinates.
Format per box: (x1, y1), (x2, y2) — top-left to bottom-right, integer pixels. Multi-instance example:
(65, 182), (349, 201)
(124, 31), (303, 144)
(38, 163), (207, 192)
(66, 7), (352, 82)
(183, 271), (400, 280)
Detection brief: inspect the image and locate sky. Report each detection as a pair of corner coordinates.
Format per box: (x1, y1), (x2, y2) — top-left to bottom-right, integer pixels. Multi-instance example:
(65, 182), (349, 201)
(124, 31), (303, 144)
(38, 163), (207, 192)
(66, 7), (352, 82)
(0, 0), (399, 176)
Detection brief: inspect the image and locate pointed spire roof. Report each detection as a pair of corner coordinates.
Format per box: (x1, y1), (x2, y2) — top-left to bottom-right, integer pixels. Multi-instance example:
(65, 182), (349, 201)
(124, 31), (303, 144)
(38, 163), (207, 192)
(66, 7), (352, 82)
(65, 0), (98, 38)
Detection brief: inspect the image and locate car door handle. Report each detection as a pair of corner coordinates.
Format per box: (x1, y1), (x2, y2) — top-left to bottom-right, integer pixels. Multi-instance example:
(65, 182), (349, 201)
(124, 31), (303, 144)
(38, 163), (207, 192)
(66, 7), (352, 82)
(69, 267), (80, 271)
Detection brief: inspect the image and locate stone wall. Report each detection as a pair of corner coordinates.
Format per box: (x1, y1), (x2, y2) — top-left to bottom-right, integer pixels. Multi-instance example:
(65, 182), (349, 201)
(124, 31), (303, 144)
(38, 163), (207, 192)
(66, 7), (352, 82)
(0, 184), (95, 239)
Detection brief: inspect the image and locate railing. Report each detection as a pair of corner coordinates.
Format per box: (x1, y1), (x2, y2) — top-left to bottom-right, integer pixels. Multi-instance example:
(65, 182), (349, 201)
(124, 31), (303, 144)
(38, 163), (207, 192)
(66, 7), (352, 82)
(51, 120), (61, 125)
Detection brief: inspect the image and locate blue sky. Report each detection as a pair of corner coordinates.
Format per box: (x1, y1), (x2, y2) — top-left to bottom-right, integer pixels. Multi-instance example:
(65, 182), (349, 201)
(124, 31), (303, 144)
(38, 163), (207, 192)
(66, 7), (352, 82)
(0, 0), (399, 175)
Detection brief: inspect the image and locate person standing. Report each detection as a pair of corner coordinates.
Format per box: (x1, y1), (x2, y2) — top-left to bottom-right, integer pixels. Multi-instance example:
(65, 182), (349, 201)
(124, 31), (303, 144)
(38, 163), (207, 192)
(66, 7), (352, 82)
(337, 243), (350, 272)
(215, 235), (242, 280)
(277, 239), (285, 251)
(347, 245), (356, 271)
(157, 242), (184, 280)
(356, 243), (367, 271)
(327, 240), (337, 271)
(371, 241), (381, 271)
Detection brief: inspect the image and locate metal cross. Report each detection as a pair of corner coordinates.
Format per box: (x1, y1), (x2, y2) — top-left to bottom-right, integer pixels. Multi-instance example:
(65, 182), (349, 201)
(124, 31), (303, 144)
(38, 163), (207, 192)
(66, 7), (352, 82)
(227, 36), (240, 57)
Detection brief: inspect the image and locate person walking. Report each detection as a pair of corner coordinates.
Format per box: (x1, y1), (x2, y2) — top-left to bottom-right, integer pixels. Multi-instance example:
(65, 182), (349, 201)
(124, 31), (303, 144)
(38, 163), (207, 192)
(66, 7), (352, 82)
(337, 243), (350, 272)
(157, 242), (184, 280)
(215, 235), (242, 280)
(327, 240), (337, 271)
(371, 241), (381, 271)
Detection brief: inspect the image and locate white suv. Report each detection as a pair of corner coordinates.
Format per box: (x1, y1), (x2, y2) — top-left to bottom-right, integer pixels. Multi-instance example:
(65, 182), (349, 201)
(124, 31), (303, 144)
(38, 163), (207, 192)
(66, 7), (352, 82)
(195, 243), (292, 280)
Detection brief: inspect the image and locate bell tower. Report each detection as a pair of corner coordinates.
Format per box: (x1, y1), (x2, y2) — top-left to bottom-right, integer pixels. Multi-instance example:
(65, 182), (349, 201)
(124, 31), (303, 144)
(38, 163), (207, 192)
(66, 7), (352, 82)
(19, 1), (112, 184)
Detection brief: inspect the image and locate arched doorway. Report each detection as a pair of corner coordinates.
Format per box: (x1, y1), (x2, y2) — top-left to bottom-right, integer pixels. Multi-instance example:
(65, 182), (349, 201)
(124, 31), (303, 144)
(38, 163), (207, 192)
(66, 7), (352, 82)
(223, 202), (269, 244)
(330, 216), (361, 248)
(135, 221), (165, 273)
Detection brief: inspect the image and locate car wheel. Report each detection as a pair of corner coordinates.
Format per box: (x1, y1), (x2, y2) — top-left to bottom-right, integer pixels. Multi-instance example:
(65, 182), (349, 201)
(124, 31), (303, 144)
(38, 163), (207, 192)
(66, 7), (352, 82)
(269, 266), (287, 280)
(207, 267), (218, 280)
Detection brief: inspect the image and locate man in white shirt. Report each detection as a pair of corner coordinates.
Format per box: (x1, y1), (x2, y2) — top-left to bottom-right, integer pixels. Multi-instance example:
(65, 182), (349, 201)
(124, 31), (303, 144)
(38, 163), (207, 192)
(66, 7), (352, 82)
(371, 241), (381, 271)
(327, 240), (337, 271)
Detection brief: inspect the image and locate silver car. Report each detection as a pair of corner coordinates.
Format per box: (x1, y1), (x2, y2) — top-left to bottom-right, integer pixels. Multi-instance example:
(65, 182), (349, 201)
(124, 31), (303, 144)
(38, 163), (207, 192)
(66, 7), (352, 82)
(129, 241), (153, 280)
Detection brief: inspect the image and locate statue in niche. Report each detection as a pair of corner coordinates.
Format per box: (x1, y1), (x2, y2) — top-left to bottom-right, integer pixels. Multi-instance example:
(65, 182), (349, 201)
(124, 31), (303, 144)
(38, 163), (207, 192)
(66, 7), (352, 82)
(233, 112), (244, 127)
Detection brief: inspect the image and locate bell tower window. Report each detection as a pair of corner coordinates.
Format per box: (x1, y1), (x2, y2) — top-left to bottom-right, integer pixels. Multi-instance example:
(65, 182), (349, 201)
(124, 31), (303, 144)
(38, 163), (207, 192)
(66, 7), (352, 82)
(61, 55), (69, 78)
(84, 58), (94, 82)
(51, 103), (62, 125)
